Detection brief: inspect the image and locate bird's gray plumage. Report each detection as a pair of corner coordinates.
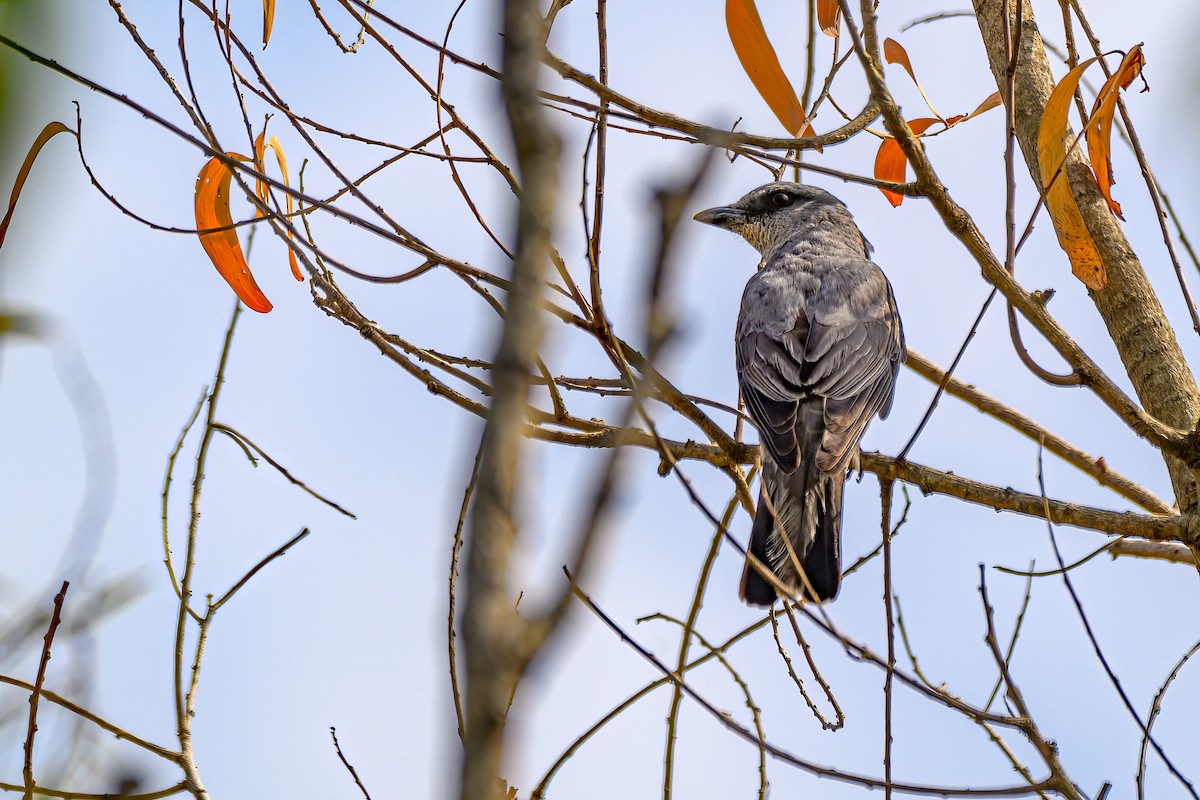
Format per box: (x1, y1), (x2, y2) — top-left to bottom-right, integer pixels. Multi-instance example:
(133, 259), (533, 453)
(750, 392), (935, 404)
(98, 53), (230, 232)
(695, 182), (904, 605)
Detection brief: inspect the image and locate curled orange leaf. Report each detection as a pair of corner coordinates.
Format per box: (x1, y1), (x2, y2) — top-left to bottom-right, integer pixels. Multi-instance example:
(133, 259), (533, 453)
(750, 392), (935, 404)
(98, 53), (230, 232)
(253, 131), (302, 281)
(1086, 44), (1145, 220)
(0, 122), (75, 249)
(816, 0), (840, 37)
(874, 118), (939, 207)
(944, 92), (1003, 126)
(726, 0), (812, 136)
(195, 154), (273, 313)
(263, 0), (275, 47)
(1038, 56), (1105, 289)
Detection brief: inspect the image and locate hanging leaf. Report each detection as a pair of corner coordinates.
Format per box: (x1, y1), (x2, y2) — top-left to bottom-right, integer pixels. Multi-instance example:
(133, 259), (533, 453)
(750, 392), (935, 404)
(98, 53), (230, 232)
(263, 0), (276, 47)
(883, 37), (942, 121)
(874, 118), (939, 207)
(816, 0), (840, 37)
(0, 122), (75, 249)
(725, 0), (812, 136)
(195, 154), (273, 313)
(253, 130), (303, 281)
(1085, 44), (1145, 220)
(1037, 55), (1106, 290)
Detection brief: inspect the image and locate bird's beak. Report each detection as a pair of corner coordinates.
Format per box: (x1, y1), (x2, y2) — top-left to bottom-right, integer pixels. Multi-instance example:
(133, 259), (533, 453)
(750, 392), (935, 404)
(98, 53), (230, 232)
(693, 206), (748, 229)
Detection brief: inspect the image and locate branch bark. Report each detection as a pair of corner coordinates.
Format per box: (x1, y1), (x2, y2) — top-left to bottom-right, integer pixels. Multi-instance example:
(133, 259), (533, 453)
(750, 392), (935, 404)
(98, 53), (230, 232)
(458, 0), (561, 797)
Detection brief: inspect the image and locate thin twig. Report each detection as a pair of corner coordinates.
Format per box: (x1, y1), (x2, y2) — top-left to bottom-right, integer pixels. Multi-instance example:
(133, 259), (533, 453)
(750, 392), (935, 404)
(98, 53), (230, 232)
(210, 424), (356, 518)
(23, 581), (69, 800)
(881, 480), (895, 800)
(1137, 638), (1200, 800)
(210, 528), (312, 612)
(1035, 440), (1197, 798)
(331, 727), (374, 800)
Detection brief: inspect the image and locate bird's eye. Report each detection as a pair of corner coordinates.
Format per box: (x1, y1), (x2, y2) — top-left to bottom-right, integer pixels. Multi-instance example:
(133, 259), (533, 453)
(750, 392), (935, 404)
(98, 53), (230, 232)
(770, 191), (793, 208)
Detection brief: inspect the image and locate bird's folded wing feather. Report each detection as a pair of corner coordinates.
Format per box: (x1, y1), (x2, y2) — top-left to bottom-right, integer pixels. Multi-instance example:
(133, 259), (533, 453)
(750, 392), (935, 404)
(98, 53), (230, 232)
(737, 261), (903, 476)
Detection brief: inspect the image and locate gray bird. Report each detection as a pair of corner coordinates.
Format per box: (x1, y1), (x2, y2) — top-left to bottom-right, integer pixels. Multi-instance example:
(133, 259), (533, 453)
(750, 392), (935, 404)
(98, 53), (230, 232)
(694, 183), (904, 605)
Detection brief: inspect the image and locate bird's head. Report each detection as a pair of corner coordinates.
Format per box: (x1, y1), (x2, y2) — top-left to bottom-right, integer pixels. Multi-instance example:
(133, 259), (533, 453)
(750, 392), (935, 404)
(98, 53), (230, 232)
(693, 182), (870, 258)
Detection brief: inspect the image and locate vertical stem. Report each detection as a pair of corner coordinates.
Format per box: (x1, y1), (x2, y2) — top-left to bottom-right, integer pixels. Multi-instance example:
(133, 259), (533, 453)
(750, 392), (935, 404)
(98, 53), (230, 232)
(880, 479), (895, 800)
(458, 0), (560, 796)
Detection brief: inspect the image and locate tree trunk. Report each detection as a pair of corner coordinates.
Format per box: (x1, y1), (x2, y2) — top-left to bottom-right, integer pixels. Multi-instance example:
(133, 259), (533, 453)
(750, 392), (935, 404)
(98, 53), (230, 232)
(972, 0), (1200, 513)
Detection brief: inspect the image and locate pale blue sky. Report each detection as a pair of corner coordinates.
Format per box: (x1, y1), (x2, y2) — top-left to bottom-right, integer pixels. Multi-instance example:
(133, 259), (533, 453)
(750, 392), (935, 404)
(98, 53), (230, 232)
(2, 2), (1199, 798)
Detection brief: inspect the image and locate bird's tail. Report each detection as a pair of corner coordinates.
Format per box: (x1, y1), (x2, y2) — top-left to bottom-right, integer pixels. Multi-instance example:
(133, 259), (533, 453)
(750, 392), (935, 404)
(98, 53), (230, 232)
(740, 463), (843, 606)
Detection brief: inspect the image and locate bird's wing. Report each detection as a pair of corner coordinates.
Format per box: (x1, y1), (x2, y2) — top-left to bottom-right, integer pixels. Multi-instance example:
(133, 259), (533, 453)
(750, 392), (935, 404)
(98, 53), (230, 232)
(737, 259), (903, 476)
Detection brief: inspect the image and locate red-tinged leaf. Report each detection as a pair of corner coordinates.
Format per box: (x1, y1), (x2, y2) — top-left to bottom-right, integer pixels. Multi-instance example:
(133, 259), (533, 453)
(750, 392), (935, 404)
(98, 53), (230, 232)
(1037, 55), (1106, 289)
(1086, 44), (1145, 220)
(817, 0), (840, 37)
(195, 154), (273, 313)
(726, 0), (812, 136)
(253, 131), (302, 281)
(0, 122), (75, 249)
(263, 0), (275, 47)
(874, 118), (939, 207)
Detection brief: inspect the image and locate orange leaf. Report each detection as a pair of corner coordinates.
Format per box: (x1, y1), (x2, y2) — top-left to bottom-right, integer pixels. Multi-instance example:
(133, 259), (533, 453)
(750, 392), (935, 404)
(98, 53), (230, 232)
(944, 92), (1003, 127)
(253, 130), (302, 281)
(262, 0), (275, 47)
(1086, 44), (1144, 220)
(816, 0), (840, 37)
(883, 37), (942, 121)
(883, 38), (918, 85)
(965, 91), (1002, 120)
(726, 0), (812, 137)
(195, 154), (273, 313)
(0, 122), (75, 249)
(1037, 56), (1106, 289)
(874, 118), (938, 207)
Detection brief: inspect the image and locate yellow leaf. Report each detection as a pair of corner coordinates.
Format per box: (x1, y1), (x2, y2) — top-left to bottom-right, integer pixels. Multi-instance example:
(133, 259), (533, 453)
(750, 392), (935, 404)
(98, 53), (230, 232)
(253, 130), (303, 281)
(874, 118), (939, 207)
(1085, 44), (1144, 220)
(195, 154), (273, 313)
(263, 0), (275, 47)
(1037, 56), (1106, 290)
(725, 0), (812, 136)
(816, 0), (840, 37)
(0, 122), (74, 249)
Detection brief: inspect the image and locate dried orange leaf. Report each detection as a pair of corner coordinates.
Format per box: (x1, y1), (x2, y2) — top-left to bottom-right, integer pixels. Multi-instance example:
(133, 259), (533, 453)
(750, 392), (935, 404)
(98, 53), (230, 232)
(883, 38), (918, 85)
(965, 91), (1002, 120)
(1037, 56), (1105, 289)
(195, 154), (273, 313)
(0, 122), (74, 249)
(726, 0), (812, 136)
(1086, 44), (1144, 220)
(253, 131), (302, 281)
(874, 118), (939, 207)
(883, 37), (942, 121)
(816, 0), (840, 37)
(263, 0), (275, 47)
(944, 92), (1003, 127)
